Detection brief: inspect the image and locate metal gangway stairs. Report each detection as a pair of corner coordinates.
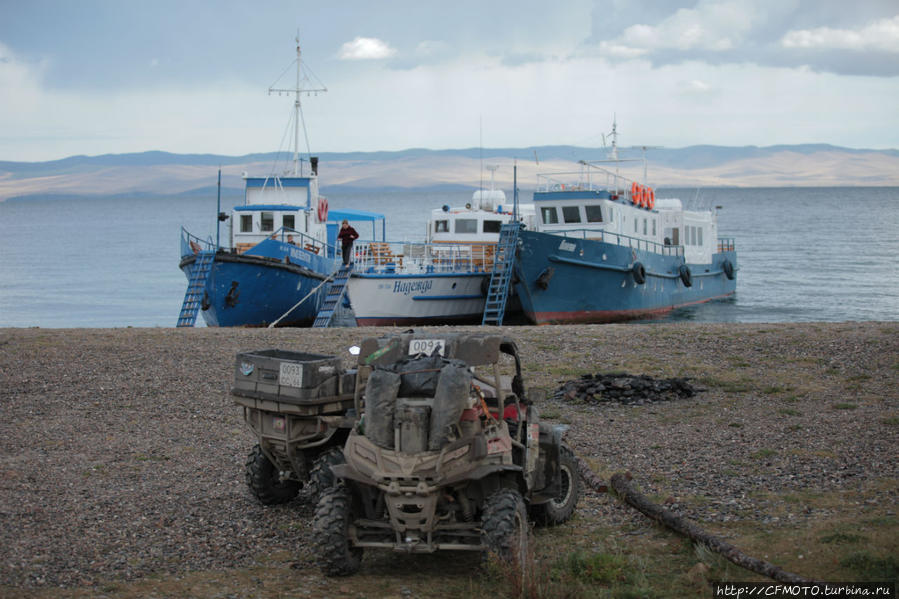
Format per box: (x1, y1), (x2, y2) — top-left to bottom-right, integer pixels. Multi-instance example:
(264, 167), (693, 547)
(176, 250), (215, 327)
(481, 222), (521, 326)
(312, 264), (353, 328)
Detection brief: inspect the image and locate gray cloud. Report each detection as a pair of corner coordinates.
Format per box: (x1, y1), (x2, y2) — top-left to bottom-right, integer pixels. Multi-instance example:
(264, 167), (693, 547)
(585, 0), (899, 77)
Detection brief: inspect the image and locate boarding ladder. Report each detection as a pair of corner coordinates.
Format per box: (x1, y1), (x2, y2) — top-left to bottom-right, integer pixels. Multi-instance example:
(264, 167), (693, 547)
(176, 250), (215, 327)
(312, 264), (353, 328)
(481, 223), (521, 326)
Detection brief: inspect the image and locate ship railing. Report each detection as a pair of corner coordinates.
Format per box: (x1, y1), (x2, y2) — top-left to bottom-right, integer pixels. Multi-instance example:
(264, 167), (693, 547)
(717, 237), (736, 252)
(536, 165), (634, 196)
(269, 226), (336, 258)
(180, 227), (215, 257)
(555, 228), (684, 257)
(350, 240), (492, 274)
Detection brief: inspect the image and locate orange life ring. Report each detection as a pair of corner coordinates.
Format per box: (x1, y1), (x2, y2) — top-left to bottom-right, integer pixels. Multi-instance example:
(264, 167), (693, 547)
(631, 182), (640, 205)
(646, 187), (655, 210)
(316, 197), (329, 223)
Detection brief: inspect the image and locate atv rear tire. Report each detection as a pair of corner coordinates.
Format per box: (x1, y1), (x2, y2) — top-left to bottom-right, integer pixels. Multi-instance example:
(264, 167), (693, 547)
(531, 443), (579, 526)
(308, 447), (346, 499)
(313, 484), (363, 576)
(482, 488), (529, 565)
(245, 444), (300, 505)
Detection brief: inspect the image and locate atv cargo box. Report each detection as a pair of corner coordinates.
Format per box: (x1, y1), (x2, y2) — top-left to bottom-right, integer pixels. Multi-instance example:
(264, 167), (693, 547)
(232, 349), (355, 414)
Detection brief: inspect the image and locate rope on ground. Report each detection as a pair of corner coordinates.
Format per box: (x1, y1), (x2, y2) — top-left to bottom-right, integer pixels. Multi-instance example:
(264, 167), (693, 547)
(570, 452), (816, 584)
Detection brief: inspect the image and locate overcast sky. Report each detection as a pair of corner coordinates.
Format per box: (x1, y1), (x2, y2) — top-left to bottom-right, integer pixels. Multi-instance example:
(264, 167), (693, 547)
(1, 0), (897, 161)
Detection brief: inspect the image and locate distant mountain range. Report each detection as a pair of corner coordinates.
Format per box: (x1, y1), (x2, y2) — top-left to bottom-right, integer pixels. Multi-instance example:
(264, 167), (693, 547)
(1, 144), (897, 201)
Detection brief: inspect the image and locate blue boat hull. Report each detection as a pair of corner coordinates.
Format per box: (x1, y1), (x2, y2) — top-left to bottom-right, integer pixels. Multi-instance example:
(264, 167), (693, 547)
(513, 230), (737, 324)
(180, 250), (334, 327)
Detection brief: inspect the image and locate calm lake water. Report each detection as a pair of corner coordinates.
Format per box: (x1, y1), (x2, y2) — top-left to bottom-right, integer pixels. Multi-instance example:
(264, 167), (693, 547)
(0, 187), (897, 327)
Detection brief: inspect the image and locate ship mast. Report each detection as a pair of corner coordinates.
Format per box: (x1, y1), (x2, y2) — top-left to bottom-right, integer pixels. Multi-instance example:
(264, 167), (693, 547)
(268, 36), (327, 176)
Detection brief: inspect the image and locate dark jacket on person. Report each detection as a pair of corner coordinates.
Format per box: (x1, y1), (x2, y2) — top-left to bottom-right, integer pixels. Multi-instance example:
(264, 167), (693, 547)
(337, 226), (359, 244)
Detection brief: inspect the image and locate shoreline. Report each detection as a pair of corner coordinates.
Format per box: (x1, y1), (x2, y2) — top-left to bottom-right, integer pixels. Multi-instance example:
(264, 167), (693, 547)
(1, 322), (897, 594)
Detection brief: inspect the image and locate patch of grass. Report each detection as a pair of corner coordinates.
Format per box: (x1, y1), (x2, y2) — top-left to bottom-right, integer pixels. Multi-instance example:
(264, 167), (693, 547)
(839, 552), (899, 581)
(786, 424), (802, 432)
(728, 422), (743, 428)
(698, 376), (754, 394)
(557, 549), (634, 584)
(541, 408), (561, 420)
(832, 403), (858, 410)
(762, 385), (793, 395)
(821, 532), (867, 545)
(750, 449), (777, 460)
(778, 408), (802, 416)
(880, 416), (899, 426)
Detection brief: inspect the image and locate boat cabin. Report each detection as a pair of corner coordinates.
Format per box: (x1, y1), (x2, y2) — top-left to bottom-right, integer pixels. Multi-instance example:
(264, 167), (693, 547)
(230, 174), (327, 253)
(428, 195), (536, 244)
(533, 174), (718, 265)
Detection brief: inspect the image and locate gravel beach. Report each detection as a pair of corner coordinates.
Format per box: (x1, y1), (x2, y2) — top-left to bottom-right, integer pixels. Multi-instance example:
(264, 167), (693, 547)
(1, 323), (896, 594)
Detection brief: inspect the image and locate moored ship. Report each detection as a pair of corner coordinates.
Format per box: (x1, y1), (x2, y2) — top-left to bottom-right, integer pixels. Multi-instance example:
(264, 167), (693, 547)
(512, 125), (737, 324)
(176, 39), (385, 327)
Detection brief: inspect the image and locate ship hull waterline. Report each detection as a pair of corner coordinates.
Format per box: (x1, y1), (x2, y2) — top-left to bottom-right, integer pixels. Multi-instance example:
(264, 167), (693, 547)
(513, 230), (737, 325)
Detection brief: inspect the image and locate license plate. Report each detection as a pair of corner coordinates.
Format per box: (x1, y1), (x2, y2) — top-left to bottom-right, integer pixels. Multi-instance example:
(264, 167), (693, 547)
(408, 338), (445, 356)
(279, 362), (303, 387)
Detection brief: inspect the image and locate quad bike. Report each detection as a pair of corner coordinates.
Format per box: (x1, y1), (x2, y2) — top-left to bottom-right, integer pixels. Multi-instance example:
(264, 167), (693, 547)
(312, 332), (579, 576)
(231, 349), (356, 504)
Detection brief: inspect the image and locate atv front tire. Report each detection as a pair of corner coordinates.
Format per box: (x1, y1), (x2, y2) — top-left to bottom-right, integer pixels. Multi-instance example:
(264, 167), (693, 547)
(308, 446), (346, 499)
(313, 484), (363, 576)
(530, 443), (579, 526)
(482, 487), (529, 565)
(245, 444), (300, 505)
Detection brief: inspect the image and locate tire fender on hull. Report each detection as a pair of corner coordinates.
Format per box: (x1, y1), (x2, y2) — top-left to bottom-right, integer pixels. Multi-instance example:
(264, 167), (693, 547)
(722, 259), (735, 280)
(679, 265), (693, 287)
(632, 261), (646, 285)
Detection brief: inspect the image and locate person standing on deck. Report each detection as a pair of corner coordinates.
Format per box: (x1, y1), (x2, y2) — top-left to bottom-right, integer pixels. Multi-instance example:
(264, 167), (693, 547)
(337, 220), (359, 266)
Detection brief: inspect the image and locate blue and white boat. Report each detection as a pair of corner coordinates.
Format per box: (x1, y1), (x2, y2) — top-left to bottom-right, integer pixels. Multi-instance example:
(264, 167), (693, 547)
(512, 124), (737, 324)
(344, 169), (534, 326)
(177, 39), (385, 327)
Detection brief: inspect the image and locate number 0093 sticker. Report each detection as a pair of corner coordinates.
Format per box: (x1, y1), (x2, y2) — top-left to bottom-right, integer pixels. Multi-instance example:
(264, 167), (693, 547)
(279, 362), (303, 388)
(408, 338), (445, 356)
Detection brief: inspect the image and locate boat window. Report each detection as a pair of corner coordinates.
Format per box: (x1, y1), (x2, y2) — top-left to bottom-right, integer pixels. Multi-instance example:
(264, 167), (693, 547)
(240, 214), (253, 233)
(643, 219), (647, 235)
(698, 227), (703, 246)
(261, 211), (274, 232)
(585, 205), (603, 222)
(541, 207), (559, 224)
(434, 220), (448, 233)
(483, 220), (502, 233)
(455, 219), (477, 234)
(652, 219), (656, 236)
(634, 218), (638, 233)
(283, 215), (295, 230)
(562, 206), (581, 223)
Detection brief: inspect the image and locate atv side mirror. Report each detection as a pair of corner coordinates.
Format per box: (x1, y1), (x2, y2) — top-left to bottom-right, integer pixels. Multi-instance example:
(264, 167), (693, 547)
(348, 346), (361, 356)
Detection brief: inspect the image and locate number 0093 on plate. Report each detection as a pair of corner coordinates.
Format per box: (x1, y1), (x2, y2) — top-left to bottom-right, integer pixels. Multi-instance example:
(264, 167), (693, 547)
(279, 362), (303, 388)
(408, 339), (445, 356)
